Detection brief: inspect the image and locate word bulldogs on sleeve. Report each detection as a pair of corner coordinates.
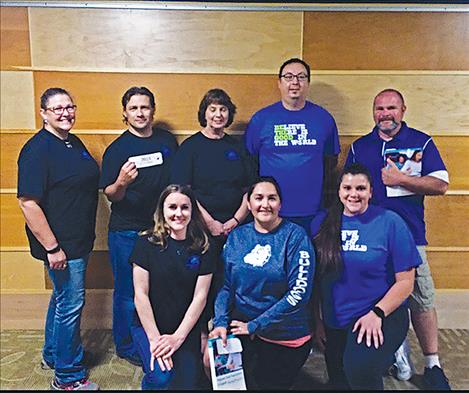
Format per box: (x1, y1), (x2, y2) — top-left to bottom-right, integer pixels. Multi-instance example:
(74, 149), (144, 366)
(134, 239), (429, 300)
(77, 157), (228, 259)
(341, 230), (367, 252)
(286, 251), (311, 306)
(274, 124), (317, 147)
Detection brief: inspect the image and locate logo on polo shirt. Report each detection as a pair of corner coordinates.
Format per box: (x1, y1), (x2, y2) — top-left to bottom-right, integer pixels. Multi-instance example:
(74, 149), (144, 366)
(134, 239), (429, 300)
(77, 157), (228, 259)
(225, 149), (240, 161)
(243, 244), (271, 267)
(273, 124), (317, 147)
(341, 230), (367, 252)
(185, 255), (201, 270)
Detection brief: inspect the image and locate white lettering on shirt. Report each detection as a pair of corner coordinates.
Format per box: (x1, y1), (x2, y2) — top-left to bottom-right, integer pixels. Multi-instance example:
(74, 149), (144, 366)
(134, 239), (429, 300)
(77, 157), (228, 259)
(273, 124), (317, 147)
(341, 230), (367, 252)
(286, 250), (311, 306)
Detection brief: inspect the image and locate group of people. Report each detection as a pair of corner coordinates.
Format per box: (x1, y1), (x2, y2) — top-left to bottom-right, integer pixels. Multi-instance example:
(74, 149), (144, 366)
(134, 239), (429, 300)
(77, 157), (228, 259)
(17, 57), (451, 391)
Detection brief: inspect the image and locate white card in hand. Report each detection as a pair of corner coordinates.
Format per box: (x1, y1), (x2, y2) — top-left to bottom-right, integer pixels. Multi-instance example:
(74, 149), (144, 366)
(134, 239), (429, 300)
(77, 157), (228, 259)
(128, 152), (163, 168)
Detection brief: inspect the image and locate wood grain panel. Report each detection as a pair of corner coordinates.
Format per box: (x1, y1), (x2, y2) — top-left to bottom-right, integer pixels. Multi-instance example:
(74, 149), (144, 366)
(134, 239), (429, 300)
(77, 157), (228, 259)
(427, 251), (469, 289)
(304, 12), (469, 70)
(33, 72), (279, 130)
(308, 74), (469, 136)
(340, 136), (469, 190)
(0, 7), (31, 70)
(32, 72), (469, 135)
(0, 71), (36, 130)
(426, 196), (469, 247)
(1, 193), (110, 250)
(2, 133), (467, 189)
(29, 8), (301, 73)
(0, 251), (45, 291)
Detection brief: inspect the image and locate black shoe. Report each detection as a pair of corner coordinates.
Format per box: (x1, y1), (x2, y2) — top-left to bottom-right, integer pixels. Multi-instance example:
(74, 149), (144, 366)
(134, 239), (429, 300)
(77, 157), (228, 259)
(423, 366), (451, 390)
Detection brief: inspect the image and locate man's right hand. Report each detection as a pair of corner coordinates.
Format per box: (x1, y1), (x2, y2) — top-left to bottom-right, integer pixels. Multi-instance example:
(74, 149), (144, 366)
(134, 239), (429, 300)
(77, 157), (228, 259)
(209, 326), (228, 346)
(117, 161), (138, 187)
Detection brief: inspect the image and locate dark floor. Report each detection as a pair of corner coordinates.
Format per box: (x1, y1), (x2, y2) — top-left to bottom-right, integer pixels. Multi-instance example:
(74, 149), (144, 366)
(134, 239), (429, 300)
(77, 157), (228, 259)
(0, 329), (467, 390)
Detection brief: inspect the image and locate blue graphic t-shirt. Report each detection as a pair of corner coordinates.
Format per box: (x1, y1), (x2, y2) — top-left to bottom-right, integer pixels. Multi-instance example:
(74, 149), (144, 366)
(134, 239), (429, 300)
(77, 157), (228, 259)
(245, 101), (340, 217)
(213, 220), (315, 340)
(321, 205), (422, 329)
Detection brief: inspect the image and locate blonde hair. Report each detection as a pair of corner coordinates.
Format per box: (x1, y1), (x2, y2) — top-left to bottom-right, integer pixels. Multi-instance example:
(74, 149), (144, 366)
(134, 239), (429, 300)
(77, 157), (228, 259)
(141, 184), (210, 254)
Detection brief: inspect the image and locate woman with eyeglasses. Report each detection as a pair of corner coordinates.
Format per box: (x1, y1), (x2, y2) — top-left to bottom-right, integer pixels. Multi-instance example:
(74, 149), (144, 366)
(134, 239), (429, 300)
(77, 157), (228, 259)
(312, 163), (421, 390)
(17, 88), (99, 390)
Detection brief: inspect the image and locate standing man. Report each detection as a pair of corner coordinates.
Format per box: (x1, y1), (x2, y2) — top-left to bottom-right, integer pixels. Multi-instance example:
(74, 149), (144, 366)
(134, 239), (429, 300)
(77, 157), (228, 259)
(244, 58), (340, 236)
(345, 88), (451, 390)
(100, 86), (178, 366)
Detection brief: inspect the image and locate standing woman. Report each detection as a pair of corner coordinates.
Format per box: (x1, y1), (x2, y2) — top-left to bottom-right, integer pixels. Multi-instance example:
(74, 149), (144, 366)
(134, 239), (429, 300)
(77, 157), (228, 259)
(17, 88), (99, 390)
(130, 184), (215, 390)
(171, 89), (256, 299)
(313, 163), (422, 390)
(208, 177), (315, 390)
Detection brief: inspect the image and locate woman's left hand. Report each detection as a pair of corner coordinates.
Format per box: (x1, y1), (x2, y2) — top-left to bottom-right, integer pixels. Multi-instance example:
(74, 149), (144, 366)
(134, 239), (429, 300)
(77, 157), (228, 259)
(153, 334), (185, 359)
(352, 311), (384, 349)
(230, 320), (249, 336)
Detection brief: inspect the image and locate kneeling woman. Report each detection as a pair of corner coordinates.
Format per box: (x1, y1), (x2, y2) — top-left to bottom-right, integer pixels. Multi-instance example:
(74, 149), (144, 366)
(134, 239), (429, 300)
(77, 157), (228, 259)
(208, 177), (315, 390)
(130, 185), (215, 390)
(313, 163), (422, 390)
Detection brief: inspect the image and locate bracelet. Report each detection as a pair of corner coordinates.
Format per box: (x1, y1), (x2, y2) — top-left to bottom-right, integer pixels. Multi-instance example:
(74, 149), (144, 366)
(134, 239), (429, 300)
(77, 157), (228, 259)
(372, 306), (386, 320)
(233, 216), (240, 224)
(46, 244), (61, 254)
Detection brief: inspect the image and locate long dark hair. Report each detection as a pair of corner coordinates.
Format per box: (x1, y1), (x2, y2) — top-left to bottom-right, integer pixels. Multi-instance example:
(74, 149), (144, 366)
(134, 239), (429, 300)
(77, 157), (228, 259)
(314, 163), (372, 277)
(141, 184), (209, 254)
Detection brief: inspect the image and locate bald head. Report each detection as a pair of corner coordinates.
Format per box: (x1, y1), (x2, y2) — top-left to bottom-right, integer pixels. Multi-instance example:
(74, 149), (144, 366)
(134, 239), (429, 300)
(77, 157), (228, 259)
(373, 89), (407, 138)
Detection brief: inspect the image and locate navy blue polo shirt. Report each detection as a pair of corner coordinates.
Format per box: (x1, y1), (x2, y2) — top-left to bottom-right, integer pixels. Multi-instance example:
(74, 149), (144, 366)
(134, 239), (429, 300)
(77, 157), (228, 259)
(17, 129), (100, 261)
(346, 122), (448, 245)
(100, 128), (177, 231)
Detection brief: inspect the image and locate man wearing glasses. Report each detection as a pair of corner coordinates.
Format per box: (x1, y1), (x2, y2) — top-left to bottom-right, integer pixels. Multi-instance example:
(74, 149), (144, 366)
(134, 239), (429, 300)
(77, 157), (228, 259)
(244, 58), (340, 235)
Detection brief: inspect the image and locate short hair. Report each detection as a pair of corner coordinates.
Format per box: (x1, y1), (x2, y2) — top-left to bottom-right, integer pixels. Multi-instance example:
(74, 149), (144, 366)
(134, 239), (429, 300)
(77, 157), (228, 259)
(278, 58), (311, 82)
(198, 89), (237, 128)
(40, 88), (73, 109)
(374, 88), (405, 107)
(247, 176), (283, 202)
(121, 86), (155, 109)
(340, 163), (373, 189)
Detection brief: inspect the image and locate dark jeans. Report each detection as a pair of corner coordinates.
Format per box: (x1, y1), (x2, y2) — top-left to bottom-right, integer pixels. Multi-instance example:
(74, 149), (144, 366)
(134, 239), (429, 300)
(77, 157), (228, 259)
(325, 305), (409, 390)
(108, 230), (140, 359)
(131, 325), (200, 390)
(239, 335), (312, 390)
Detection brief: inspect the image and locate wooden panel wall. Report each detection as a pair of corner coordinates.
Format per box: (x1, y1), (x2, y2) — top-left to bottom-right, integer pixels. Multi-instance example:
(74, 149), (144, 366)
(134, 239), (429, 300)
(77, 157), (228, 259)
(1, 5), (468, 292)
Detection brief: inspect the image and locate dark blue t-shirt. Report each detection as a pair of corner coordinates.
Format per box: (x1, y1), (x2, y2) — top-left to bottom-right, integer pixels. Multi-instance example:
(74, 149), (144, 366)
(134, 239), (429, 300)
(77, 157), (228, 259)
(320, 205), (422, 329)
(171, 132), (256, 222)
(17, 129), (99, 261)
(346, 122), (448, 245)
(100, 128), (177, 231)
(245, 101), (340, 217)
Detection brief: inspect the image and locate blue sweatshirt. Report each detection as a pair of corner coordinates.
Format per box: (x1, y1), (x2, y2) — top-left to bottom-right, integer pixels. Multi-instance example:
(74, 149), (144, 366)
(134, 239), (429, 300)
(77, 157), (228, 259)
(213, 220), (315, 340)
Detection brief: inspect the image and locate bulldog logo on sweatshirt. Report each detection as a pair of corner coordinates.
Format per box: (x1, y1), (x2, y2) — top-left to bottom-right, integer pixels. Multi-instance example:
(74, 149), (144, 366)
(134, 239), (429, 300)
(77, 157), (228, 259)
(243, 244), (272, 267)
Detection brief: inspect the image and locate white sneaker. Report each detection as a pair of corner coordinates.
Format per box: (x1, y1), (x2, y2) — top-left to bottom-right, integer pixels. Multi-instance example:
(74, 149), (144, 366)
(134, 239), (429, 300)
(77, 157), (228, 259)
(392, 339), (415, 381)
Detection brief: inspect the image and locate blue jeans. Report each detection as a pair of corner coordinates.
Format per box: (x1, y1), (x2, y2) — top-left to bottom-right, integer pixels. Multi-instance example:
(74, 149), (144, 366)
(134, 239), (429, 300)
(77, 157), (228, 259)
(43, 256), (88, 384)
(108, 230), (139, 359)
(131, 325), (200, 390)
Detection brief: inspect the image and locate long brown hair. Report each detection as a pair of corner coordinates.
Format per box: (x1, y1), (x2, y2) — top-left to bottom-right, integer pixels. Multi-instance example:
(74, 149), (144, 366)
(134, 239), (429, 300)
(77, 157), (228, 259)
(313, 163), (373, 277)
(141, 184), (209, 254)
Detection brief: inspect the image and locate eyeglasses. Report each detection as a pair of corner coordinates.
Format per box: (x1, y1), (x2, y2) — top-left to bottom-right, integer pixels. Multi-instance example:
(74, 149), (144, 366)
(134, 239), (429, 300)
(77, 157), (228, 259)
(45, 105), (77, 115)
(280, 73), (309, 82)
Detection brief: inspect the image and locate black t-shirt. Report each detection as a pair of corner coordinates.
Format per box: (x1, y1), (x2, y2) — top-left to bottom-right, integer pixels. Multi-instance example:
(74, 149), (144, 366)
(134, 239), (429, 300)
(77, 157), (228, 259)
(17, 129), (100, 261)
(130, 236), (216, 349)
(100, 128), (178, 231)
(171, 132), (256, 223)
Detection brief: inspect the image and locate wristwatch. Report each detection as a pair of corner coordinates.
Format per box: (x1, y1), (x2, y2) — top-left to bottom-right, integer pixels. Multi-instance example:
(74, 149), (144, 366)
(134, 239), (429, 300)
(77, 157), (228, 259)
(46, 244), (61, 254)
(372, 306), (386, 320)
